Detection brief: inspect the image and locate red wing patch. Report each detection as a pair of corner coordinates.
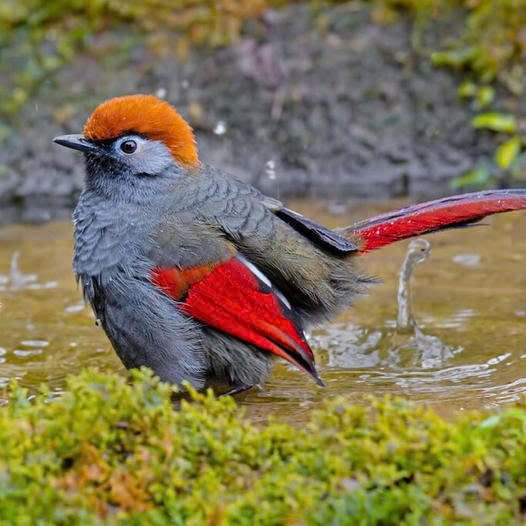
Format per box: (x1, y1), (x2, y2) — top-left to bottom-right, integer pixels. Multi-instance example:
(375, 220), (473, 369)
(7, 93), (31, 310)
(151, 264), (220, 300)
(151, 258), (322, 385)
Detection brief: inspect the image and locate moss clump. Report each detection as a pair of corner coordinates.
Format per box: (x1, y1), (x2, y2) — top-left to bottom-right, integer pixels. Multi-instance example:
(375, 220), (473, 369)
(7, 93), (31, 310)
(369, 0), (526, 88)
(0, 368), (525, 524)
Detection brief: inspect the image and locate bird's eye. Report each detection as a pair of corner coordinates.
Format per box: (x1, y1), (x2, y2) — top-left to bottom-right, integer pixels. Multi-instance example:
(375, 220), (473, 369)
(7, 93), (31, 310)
(120, 139), (137, 154)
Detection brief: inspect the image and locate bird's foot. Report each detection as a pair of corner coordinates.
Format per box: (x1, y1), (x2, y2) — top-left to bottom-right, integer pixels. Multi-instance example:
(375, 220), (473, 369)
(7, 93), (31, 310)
(220, 383), (254, 397)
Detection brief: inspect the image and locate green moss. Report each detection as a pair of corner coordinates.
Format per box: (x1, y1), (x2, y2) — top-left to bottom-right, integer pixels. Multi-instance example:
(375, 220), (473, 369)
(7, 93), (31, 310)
(367, 0), (526, 87)
(0, 368), (525, 524)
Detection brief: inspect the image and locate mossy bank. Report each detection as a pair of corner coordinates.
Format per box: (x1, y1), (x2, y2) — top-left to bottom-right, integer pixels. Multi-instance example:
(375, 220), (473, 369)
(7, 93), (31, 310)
(0, 368), (525, 524)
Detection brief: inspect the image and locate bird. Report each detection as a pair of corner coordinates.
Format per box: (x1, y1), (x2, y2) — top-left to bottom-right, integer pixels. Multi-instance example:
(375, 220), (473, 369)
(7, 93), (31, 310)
(53, 94), (526, 395)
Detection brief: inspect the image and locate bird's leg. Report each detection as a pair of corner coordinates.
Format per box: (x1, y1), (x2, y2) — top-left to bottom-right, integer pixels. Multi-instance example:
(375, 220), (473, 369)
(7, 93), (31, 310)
(220, 383), (254, 397)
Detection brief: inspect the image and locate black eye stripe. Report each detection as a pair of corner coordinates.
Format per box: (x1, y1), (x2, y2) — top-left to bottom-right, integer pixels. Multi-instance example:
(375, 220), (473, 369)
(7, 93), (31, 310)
(120, 139), (137, 154)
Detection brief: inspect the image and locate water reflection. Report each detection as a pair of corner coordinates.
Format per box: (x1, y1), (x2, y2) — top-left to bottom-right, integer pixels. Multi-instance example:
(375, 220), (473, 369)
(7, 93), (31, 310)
(0, 252), (58, 291)
(312, 322), (462, 372)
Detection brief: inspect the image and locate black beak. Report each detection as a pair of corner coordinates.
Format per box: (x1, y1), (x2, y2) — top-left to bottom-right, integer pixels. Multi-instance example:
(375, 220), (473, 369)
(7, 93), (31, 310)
(53, 134), (99, 154)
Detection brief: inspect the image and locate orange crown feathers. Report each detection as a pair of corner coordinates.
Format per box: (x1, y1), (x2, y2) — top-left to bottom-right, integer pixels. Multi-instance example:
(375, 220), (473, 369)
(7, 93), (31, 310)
(83, 95), (199, 167)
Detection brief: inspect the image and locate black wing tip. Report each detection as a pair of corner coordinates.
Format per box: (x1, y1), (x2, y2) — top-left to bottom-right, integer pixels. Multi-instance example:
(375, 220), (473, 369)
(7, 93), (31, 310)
(276, 207), (359, 254)
(313, 372), (325, 387)
(302, 356), (325, 387)
(283, 346), (325, 387)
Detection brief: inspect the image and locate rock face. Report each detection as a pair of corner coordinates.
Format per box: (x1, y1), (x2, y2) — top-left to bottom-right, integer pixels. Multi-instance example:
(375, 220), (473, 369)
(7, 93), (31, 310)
(0, 4), (523, 224)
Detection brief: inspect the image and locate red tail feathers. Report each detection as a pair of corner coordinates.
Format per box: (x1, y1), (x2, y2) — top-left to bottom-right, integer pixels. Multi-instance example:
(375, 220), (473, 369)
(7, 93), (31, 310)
(343, 189), (526, 254)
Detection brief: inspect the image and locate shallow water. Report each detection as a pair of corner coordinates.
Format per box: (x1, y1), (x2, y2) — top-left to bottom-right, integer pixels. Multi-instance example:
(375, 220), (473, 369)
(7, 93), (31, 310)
(0, 200), (525, 422)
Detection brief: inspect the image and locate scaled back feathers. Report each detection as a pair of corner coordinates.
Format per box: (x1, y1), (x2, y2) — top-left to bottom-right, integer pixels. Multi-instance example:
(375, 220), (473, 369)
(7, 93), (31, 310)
(83, 95), (199, 167)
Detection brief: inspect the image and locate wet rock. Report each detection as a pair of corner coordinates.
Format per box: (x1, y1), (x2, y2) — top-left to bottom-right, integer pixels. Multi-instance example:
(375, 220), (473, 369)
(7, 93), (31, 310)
(1, 3), (525, 224)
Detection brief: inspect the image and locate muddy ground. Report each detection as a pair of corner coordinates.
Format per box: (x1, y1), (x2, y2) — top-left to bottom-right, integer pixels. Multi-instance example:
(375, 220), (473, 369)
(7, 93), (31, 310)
(1, 3), (524, 224)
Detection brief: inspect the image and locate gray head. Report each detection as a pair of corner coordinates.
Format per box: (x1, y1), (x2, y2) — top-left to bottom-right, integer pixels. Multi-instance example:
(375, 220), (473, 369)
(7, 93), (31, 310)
(53, 95), (199, 202)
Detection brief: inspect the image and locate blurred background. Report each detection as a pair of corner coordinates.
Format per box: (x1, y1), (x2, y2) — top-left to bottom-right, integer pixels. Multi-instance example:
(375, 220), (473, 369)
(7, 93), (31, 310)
(0, 0), (525, 416)
(0, 0), (525, 223)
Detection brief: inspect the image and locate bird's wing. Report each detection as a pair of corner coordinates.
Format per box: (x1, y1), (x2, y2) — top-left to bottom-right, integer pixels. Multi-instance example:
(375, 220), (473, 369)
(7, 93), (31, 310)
(259, 195), (357, 254)
(150, 246), (322, 385)
(273, 207), (358, 254)
(162, 169), (359, 321)
(168, 168), (356, 255)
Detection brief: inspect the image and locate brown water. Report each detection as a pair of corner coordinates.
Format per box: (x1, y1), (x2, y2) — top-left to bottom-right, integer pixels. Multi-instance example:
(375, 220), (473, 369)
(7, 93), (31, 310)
(1, 200), (525, 422)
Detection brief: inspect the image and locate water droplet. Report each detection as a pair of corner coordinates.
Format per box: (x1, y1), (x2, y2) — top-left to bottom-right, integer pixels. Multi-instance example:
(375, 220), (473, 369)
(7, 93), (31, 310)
(265, 160), (276, 180)
(327, 202), (346, 215)
(213, 121), (226, 135)
(452, 253), (481, 267)
(487, 353), (511, 366)
(13, 349), (43, 357)
(65, 302), (85, 313)
(20, 340), (49, 347)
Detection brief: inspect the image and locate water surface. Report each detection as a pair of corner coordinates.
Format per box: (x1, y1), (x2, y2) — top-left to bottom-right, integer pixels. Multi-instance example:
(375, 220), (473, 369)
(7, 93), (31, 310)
(1, 200), (525, 422)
